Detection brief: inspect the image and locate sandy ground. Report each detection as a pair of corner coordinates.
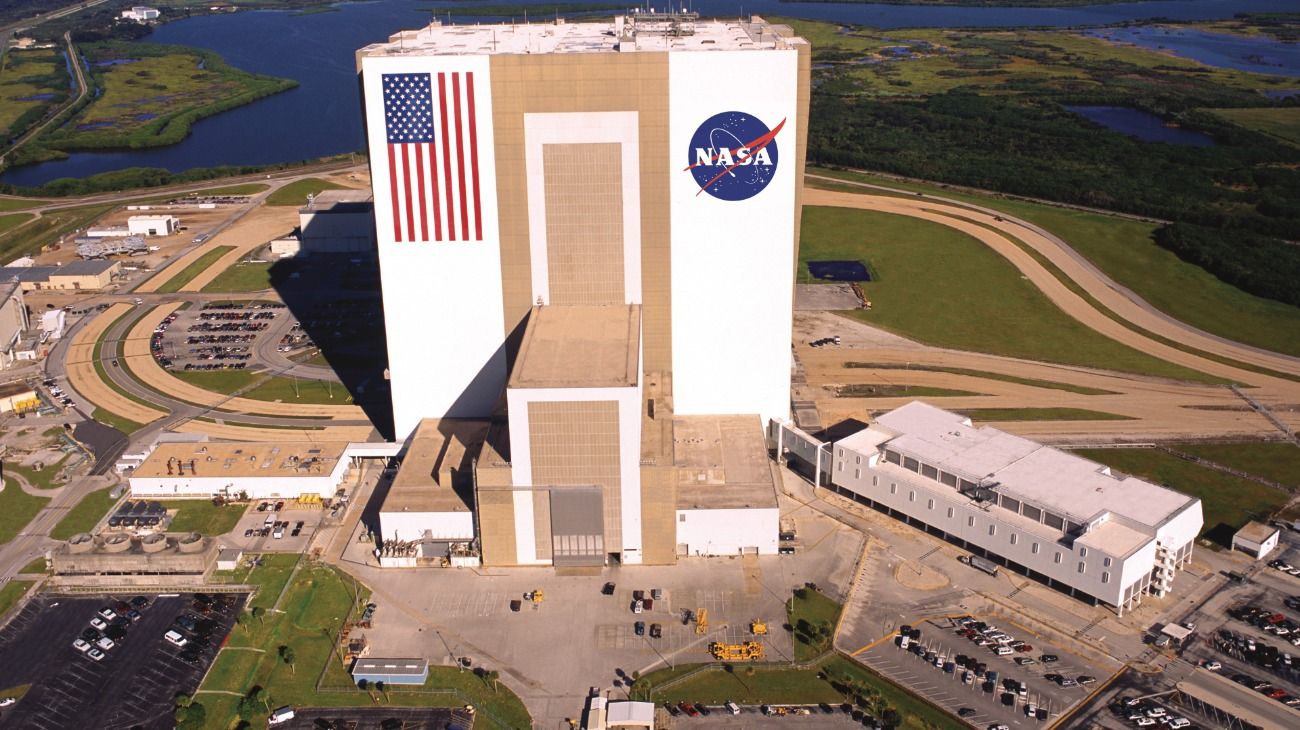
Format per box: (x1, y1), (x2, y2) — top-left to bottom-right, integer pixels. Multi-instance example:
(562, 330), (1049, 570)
(64, 302), (168, 426)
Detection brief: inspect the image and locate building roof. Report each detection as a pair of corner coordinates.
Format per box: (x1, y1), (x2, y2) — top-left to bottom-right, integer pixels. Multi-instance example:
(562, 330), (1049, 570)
(358, 15), (805, 59)
(128, 214), (176, 220)
(606, 700), (655, 725)
(1234, 520), (1279, 544)
(0, 260), (119, 282)
(868, 402), (1198, 530)
(299, 189), (373, 214)
(351, 658), (429, 676)
(382, 418), (484, 513)
(674, 415), (778, 510)
(509, 305), (640, 389)
(0, 381), (34, 399)
(1177, 667), (1300, 729)
(132, 441), (348, 479)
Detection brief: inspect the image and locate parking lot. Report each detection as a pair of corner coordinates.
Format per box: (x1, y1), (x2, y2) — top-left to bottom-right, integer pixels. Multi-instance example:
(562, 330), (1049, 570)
(0, 592), (243, 729)
(151, 301), (285, 372)
(224, 500), (323, 551)
(279, 706), (473, 730)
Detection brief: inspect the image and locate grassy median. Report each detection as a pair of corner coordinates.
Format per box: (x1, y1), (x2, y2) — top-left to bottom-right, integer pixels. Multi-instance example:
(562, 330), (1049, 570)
(155, 245), (235, 293)
(0, 478), (49, 545)
(49, 487), (119, 540)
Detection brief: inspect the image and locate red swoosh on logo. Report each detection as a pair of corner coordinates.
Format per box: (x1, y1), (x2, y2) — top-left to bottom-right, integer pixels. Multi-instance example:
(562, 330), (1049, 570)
(684, 117), (786, 197)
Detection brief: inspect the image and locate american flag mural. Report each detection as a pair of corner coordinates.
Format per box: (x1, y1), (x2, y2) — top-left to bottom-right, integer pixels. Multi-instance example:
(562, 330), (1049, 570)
(382, 72), (483, 242)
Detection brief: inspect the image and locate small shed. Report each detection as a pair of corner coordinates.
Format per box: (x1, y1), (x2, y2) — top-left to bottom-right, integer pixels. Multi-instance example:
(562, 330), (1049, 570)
(215, 548), (243, 571)
(606, 701), (655, 729)
(350, 657), (428, 686)
(1232, 521), (1280, 560)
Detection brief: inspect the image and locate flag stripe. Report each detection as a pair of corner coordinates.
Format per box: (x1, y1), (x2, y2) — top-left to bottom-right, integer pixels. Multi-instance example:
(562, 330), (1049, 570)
(437, 73), (457, 241)
(466, 73), (483, 241)
(387, 144), (402, 242)
(414, 141), (429, 241)
(401, 144), (415, 239)
(452, 73), (470, 237)
(427, 142), (442, 241)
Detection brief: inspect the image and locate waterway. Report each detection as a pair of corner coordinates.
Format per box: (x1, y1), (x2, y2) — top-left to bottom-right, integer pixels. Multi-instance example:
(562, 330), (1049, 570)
(1086, 26), (1300, 78)
(2, 0), (1297, 187)
(1065, 105), (1216, 146)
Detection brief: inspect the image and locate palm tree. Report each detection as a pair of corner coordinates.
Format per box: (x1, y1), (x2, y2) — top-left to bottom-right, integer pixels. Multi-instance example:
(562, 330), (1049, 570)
(485, 670), (500, 693)
(279, 645), (296, 675)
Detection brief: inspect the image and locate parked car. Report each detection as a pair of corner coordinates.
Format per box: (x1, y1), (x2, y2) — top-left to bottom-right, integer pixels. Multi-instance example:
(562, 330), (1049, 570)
(634, 621), (645, 636)
(72, 638), (91, 653)
(87, 648), (106, 662)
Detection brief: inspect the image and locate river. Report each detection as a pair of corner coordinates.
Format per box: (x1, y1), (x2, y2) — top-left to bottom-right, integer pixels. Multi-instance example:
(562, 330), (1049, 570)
(3, 0), (1298, 187)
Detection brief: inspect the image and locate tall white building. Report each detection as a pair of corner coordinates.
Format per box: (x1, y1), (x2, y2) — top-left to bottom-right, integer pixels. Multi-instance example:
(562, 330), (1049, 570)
(357, 14), (809, 566)
(804, 402), (1202, 614)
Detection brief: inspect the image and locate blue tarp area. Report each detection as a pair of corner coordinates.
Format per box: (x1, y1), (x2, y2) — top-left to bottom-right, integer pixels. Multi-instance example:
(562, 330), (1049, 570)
(808, 260), (871, 281)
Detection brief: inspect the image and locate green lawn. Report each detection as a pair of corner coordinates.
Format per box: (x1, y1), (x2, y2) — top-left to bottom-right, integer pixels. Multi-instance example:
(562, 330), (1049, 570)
(789, 587), (843, 661)
(835, 384), (981, 398)
(0, 46), (68, 135)
(0, 212), (32, 234)
(154, 245), (234, 293)
(1208, 107), (1300, 148)
(0, 198), (40, 212)
(190, 183), (269, 196)
(637, 654), (960, 730)
(160, 500), (245, 536)
(801, 206), (1219, 383)
(201, 562), (531, 729)
(1174, 442), (1300, 491)
(809, 168), (1300, 360)
(957, 407), (1132, 422)
(174, 369), (350, 405)
(201, 261), (274, 293)
(0, 478), (49, 545)
(18, 557), (46, 574)
(4, 453), (72, 489)
(243, 554), (301, 611)
(90, 407), (144, 435)
(49, 487), (119, 540)
(0, 203), (113, 262)
(1072, 448), (1290, 546)
(0, 581), (33, 619)
(843, 362), (1115, 395)
(266, 177), (345, 206)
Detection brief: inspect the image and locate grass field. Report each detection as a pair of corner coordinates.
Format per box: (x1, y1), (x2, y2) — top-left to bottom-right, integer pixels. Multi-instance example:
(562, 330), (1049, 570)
(0, 46), (68, 137)
(836, 384), (981, 398)
(49, 487), (119, 540)
(0, 212), (32, 234)
(809, 168), (1300, 360)
(1208, 107), (1300, 147)
(843, 362), (1115, 395)
(1072, 447), (1290, 546)
(957, 407), (1131, 422)
(0, 198), (40, 212)
(802, 206), (1219, 383)
(173, 368), (350, 405)
(201, 261), (273, 293)
(0, 581), (32, 619)
(789, 587), (843, 661)
(90, 407), (143, 435)
(199, 561), (531, 729)
(160, 500), (244, 536)
(0, 203), (113, 262)
(190, 183), (269, 196)
(18, 557), (46, 574)
(1174, 442), (1300, 491)
(4, 453), (72, 489)
(154, 245), (234, 293)
(0, 478), (49, 545)
(638, 654), (960, 730)
(267, 177), (345, 206)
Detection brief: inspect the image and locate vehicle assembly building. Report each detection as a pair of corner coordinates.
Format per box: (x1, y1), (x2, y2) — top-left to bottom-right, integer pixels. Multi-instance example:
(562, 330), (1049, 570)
(358, 13), (809, 566)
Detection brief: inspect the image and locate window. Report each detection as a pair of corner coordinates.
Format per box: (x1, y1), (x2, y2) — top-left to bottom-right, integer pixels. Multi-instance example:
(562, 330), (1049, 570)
(854, 469), (860, 480)
(678, 514), (685, 522)
(959, 479), (977, 492)
(921, 464), (938, 480)
(903, 457), (919, 472)
(908, 491), (916, 502)
(1031, 543), (1039, 555)
(947, 507), (955, 518)
(1009, 533), (1018, 546)
(941, 472), (957, 487)
(968, 516), (976, 527)
(1103, 557), (1112, 568)
(1001, 496), (1021, 514)
(1067, 521), (1085, 534)
(1054, 552), (1062, 564)
(1044, 512), (1065, 530)
(838, 449), (843, 458)
(927, 499), (935, 510)
(890, 484), (897, 495)
(838, 462), (844, 472)
(1079, 547), (1088, 558)
(885, 450), (901, 465)
(872, 476), (878, 487)
(988, 524), (997, 537)
(1077, 562), (1086, 574)
(1102, 572), (1110, 584)
(856, 455), (862, 465)
(1022, 505), (1042, 522)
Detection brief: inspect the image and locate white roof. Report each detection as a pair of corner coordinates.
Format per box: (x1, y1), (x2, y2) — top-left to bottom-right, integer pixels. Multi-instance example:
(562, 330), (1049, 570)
(868, 402), (1198, 529)
(359, 16), (804, 58)
(606, 701), (655, 724)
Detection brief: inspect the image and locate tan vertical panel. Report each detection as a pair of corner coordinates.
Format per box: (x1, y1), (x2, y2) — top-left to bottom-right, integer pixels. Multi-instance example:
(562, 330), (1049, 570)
(639, 465), (678, 565)
(489, 53), (672, 374)
(527, 400), (623, 554)
(790, 43), (812, 286)
(476, 488), (518, 566)
(543, 143), (624, 305)
(533, 489), (553, 561)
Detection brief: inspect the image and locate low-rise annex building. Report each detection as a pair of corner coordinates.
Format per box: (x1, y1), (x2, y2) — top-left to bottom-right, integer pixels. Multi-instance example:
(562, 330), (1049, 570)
(1231, 521), (1280, 560)
(129, 441), (352, 499)
(778, 401), (1203, 615)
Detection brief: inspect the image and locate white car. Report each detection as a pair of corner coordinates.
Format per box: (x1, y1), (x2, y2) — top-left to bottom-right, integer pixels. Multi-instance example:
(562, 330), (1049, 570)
(87, 648), (105, 662)
(1203, 660), (1222, 671)
(96, 636), (115, 651)
(89, 617), (108, 630)
(0, 698), (13, 707)
(1147, 707), (1166, 718)
(1135, 719), (1156, 727)
(1168, 718), (1190, 729)
(72, 638), (91, 653)
(164, 630), (188, 648)
(97, 607), (117, 621)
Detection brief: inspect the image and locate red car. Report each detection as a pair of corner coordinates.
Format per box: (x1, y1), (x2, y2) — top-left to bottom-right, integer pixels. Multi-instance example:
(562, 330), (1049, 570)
(678, 702), (699, 717)
(1015, 644), (1033, 653)
(1268, 688), (1287, 699)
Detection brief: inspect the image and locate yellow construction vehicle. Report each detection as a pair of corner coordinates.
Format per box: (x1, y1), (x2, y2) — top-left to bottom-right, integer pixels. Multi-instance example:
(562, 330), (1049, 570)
(750, 619), (768, 636)
(524, 590), (544, 603)
(695, 607), (708, 635)
(708, 641), (765, 661)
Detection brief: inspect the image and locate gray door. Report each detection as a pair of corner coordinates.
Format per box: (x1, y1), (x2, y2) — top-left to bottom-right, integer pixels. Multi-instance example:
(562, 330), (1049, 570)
(550, 488), (605, 567)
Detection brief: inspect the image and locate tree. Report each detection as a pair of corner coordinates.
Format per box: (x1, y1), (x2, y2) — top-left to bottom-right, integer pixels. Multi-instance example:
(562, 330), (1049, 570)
(174, 701), (206, 730)
(235, 612), (249, 632)
(252, 606), (265, 625)
(485, 670), (500, 693)
(279, 645), (296, 675)
(251, 686), (269, 712)
(236, 696), (257, 720)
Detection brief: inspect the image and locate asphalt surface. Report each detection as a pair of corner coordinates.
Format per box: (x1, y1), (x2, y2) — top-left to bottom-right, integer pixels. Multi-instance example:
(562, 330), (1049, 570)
(280, 707), (474, 730)
(0, 593), (244, 730)
(72, 418), (128, 476)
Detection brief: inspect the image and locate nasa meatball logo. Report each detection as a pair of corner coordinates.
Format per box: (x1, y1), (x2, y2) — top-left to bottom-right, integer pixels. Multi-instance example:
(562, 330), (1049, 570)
(685, 111), (785, 201)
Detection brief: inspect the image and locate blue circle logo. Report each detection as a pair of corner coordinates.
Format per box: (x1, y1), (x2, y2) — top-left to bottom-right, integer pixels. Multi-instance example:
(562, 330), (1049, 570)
(685, 111), (785, 201)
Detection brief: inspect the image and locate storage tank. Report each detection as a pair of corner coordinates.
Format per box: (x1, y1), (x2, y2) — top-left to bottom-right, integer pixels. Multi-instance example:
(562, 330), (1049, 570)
(177, 532), (205, 553)
(103, 533), (132, 553)
(140, 532), (168, 553)
(68, 533), (95, 554)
